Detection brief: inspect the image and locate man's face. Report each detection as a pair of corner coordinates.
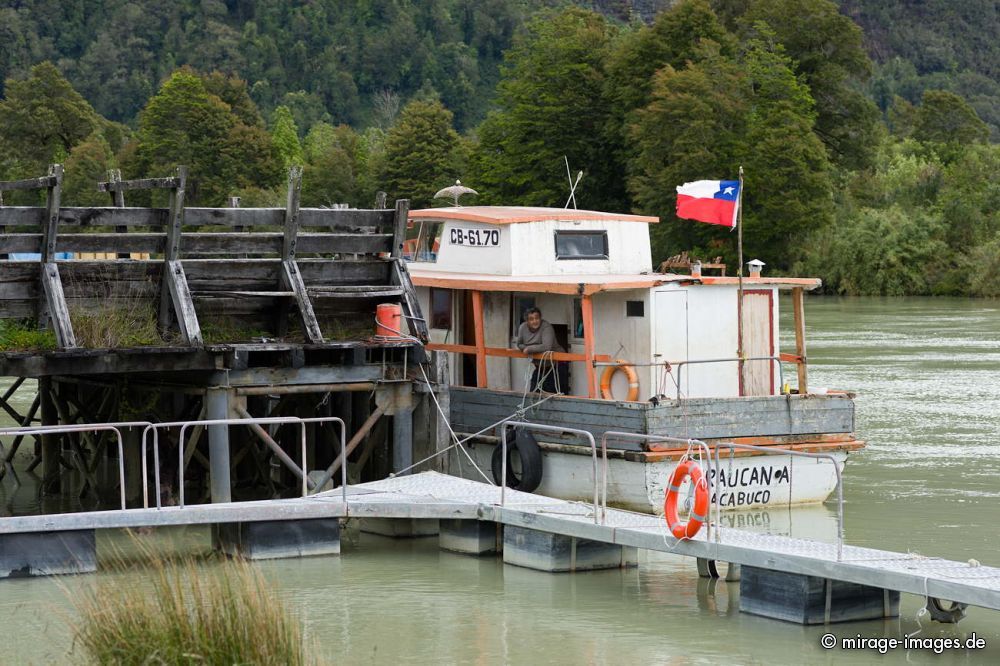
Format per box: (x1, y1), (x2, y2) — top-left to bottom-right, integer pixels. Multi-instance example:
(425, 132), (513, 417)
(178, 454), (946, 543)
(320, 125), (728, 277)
(526, 312), (541, 331)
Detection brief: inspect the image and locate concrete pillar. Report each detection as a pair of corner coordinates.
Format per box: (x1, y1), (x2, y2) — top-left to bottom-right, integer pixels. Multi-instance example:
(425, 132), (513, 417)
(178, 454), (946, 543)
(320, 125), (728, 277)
(215, 518), (340, 560)
(206, 387), (232, 503)
(439, 519), (500, 555)
(0, 530), (96, 578)
(38, 377), (61, 495)
(392, 400), (413, 476)
(739, 565), (900, 624)
(502, 525), (638, 573)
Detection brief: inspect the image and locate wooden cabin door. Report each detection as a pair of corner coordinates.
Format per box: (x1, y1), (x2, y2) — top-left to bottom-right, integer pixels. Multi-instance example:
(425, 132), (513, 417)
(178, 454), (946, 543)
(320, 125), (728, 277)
(654, 291), (688, 397)
(740, 290), (774, 396)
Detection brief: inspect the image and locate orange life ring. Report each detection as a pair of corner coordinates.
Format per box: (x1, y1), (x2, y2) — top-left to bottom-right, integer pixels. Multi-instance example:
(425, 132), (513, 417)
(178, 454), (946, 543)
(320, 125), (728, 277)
(600, 359), (640, 401)
(663, 459), (710, 539)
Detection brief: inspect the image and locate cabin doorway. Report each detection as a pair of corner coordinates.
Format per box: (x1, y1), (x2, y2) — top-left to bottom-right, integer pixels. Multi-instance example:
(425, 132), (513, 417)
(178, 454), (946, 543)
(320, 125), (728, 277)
(653, 291), (688, 397)
(460, 290), (477, 387)
(740, 290), (774, 396)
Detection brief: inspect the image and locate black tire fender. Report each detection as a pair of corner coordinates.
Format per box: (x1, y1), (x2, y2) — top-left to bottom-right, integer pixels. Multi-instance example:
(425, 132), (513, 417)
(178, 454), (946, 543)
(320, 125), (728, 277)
(491, 426), (543, 492)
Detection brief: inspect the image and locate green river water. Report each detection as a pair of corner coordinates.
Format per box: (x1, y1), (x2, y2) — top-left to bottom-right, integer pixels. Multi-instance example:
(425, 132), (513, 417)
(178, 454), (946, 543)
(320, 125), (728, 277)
(1, 296), (1000, 664)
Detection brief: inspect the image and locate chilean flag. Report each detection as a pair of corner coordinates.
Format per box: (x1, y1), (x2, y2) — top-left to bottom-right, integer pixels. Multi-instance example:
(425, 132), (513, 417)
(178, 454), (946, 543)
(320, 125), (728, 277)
(675, 180), (741, 228)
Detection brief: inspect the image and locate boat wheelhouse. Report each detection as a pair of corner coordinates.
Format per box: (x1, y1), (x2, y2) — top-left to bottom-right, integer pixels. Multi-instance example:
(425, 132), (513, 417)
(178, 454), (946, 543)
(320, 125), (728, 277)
(406, 206), (862, 514)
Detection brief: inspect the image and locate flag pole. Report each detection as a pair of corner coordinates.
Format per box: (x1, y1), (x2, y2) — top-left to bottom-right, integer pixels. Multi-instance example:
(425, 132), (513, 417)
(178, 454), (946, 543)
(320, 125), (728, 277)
(736, 166), (745, 395)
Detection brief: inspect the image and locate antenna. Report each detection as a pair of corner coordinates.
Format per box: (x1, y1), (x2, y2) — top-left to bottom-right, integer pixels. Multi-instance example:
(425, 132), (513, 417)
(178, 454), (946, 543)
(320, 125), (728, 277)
(563, 156), (583, 209)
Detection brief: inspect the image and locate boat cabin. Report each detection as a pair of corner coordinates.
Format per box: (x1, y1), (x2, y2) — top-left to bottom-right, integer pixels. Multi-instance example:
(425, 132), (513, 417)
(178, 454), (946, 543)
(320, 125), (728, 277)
(406, 206), (818, 401)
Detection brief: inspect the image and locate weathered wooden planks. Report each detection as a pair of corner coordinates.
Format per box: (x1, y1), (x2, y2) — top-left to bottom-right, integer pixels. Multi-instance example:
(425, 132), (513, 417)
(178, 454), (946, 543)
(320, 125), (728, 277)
(0, 206), (394, 229)
(450, 387), (856, 447)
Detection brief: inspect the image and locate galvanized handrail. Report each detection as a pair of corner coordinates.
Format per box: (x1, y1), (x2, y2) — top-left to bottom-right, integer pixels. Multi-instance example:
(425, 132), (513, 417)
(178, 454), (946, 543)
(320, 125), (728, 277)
(498, 421), (601, 524)
(599, 432), (715, 538)
(142, 416), (347, 509)
(0, 422), (154, 510)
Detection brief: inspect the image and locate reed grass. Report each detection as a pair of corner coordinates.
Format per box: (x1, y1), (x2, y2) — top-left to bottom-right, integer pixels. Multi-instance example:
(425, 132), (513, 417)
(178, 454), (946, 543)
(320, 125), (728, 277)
(0, 319), (57, 351)
(70, 545), (316, 665)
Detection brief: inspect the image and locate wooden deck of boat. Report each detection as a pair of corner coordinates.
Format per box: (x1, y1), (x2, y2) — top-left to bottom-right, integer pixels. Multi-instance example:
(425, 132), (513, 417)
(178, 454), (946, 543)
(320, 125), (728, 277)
(3, 471), (999, 614)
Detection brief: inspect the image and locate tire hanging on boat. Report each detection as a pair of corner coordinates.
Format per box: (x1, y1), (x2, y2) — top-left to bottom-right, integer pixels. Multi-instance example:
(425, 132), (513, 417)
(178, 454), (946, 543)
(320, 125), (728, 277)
(491, 426), (543, 492)
(663, 459), (710, 539)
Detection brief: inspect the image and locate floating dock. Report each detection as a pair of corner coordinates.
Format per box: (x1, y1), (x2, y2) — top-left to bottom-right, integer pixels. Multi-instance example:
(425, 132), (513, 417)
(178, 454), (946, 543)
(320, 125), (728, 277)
(1, 471), (996, 625)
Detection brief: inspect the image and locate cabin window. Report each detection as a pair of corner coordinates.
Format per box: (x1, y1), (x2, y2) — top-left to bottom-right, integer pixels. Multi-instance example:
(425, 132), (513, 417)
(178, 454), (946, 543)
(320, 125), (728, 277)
(626, 300), (645, 317)
(405, 222), (442, 262)
(554, 230), (608, 260)
(430, 288), (453, 329)
(511, 294), (537, 335)
(572, 299), (584, 339)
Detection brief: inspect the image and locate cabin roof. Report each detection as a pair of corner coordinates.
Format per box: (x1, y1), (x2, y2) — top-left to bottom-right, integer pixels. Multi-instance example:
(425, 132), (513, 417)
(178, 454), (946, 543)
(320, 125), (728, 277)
(409, 206), (659, 225)
(409, 269), (821, 295)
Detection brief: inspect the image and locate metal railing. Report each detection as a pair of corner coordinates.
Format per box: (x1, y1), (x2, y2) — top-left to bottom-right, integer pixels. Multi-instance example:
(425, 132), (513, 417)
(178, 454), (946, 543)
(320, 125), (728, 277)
(499, 421), (601, 524)
(0, 416), (348, 511)
(671, 356), (785, 400)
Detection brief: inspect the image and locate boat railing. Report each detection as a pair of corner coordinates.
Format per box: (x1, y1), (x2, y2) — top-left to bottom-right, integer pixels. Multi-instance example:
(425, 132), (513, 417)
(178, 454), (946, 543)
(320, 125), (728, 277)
(597, 356), (789, 399)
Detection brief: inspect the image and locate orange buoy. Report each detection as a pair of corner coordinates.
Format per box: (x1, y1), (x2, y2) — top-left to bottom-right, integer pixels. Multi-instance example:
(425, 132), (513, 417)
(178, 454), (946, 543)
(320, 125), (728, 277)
(599, 360), (640, 401)
(375, 303), (404, 338)
(663, 459), (710, 539)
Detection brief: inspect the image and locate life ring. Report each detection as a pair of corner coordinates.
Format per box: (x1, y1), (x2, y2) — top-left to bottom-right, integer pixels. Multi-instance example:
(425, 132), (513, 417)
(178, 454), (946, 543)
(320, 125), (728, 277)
(600, 359), (640, 401)
(491, 426), (543, 492)
(663, 459), (710, 539)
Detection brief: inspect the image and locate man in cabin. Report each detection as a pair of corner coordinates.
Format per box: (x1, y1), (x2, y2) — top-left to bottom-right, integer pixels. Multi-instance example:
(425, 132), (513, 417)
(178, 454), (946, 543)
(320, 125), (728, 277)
(515, 307), (570, 393)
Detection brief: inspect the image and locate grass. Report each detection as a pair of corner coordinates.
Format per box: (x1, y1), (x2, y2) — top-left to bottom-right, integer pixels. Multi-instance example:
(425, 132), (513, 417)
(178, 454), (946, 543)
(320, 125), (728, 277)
(70, 543), (318, 665)
(70, 299), (164, 348)
(0, 320), (57, 351)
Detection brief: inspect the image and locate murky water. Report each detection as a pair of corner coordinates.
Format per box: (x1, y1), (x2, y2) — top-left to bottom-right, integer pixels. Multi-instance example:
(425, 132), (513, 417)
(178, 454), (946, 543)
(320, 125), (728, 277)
(2, 296), (1000, 664)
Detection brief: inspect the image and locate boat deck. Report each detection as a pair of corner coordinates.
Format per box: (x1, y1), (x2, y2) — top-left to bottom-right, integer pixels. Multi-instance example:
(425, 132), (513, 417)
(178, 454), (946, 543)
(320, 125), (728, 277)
(2, 471), (998, 613)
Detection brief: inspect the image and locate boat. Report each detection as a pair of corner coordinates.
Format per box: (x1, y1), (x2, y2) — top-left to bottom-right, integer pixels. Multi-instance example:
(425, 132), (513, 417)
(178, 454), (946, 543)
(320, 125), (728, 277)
(405, 205), (863, 514)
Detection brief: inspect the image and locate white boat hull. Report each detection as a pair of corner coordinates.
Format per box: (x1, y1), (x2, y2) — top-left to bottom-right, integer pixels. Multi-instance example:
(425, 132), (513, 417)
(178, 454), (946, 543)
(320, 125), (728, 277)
(457, 442), (847, 514)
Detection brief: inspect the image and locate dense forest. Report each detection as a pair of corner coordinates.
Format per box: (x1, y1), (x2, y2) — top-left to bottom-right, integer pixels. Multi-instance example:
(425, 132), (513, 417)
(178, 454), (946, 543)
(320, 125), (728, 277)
(1, 0), (997, 296)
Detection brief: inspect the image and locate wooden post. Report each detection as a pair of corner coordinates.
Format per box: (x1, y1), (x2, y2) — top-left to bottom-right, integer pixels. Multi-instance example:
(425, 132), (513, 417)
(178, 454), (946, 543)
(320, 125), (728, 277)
(108, 169), (129, 259)
(391, 199), (409, 258)
(581, 294), (597, 399)
(39, 377), (61, 495)
(792, 287), (808, 394)
(158, 166), (187, 331)
(471, 290), (487, 388)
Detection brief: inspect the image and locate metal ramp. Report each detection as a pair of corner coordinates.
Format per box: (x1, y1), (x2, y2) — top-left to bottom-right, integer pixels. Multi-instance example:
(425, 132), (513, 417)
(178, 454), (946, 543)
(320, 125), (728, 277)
(1, 471), (998, 616)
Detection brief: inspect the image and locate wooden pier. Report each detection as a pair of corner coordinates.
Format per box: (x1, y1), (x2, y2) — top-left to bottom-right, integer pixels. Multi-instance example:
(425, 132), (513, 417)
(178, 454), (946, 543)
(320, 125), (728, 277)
(0, 164), (445, 507)
(0, 471), (996, 626)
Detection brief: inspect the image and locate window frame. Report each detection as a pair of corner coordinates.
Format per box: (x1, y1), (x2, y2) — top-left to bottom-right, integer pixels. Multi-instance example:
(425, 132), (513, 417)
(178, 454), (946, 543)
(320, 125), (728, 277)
(553, 230), (609, 261)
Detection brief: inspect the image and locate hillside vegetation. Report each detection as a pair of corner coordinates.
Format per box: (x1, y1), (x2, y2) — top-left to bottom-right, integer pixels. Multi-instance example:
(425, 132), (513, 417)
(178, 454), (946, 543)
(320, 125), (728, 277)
(0, 0), (997, 296)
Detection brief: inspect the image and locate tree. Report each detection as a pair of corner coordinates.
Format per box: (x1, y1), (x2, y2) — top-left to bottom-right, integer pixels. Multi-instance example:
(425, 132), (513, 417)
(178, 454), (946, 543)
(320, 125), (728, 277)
(379, 99), (462, 209)
(627, 50), (749, 260)
(62, 132), (115, 206)
(270, 105), (303, 168)
(739, 30), (833, 265)
(472, 8), (625, 211)
(913, 90), (990, 146)
(0, 62), (101, 172)
(301, 122), (361, 207)
(740, 0), (880, 169)
(130, 68), (281, 205)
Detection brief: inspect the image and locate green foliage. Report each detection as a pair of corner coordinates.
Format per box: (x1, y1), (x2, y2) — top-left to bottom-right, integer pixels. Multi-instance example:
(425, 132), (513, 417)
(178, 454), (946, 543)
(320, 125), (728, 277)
(62, 132), (115, 206)
(129, 68), (282, 205)
(739, 0), (880, 169)
(380, 99), (463, 208)
(473, 8), (626, 211)
(0, 320), (56, 352)
(0, 62), (102, 173)
(270, 105), (303, 169)
(301, 122), (363, 206)
(912, 90), (990, 146)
